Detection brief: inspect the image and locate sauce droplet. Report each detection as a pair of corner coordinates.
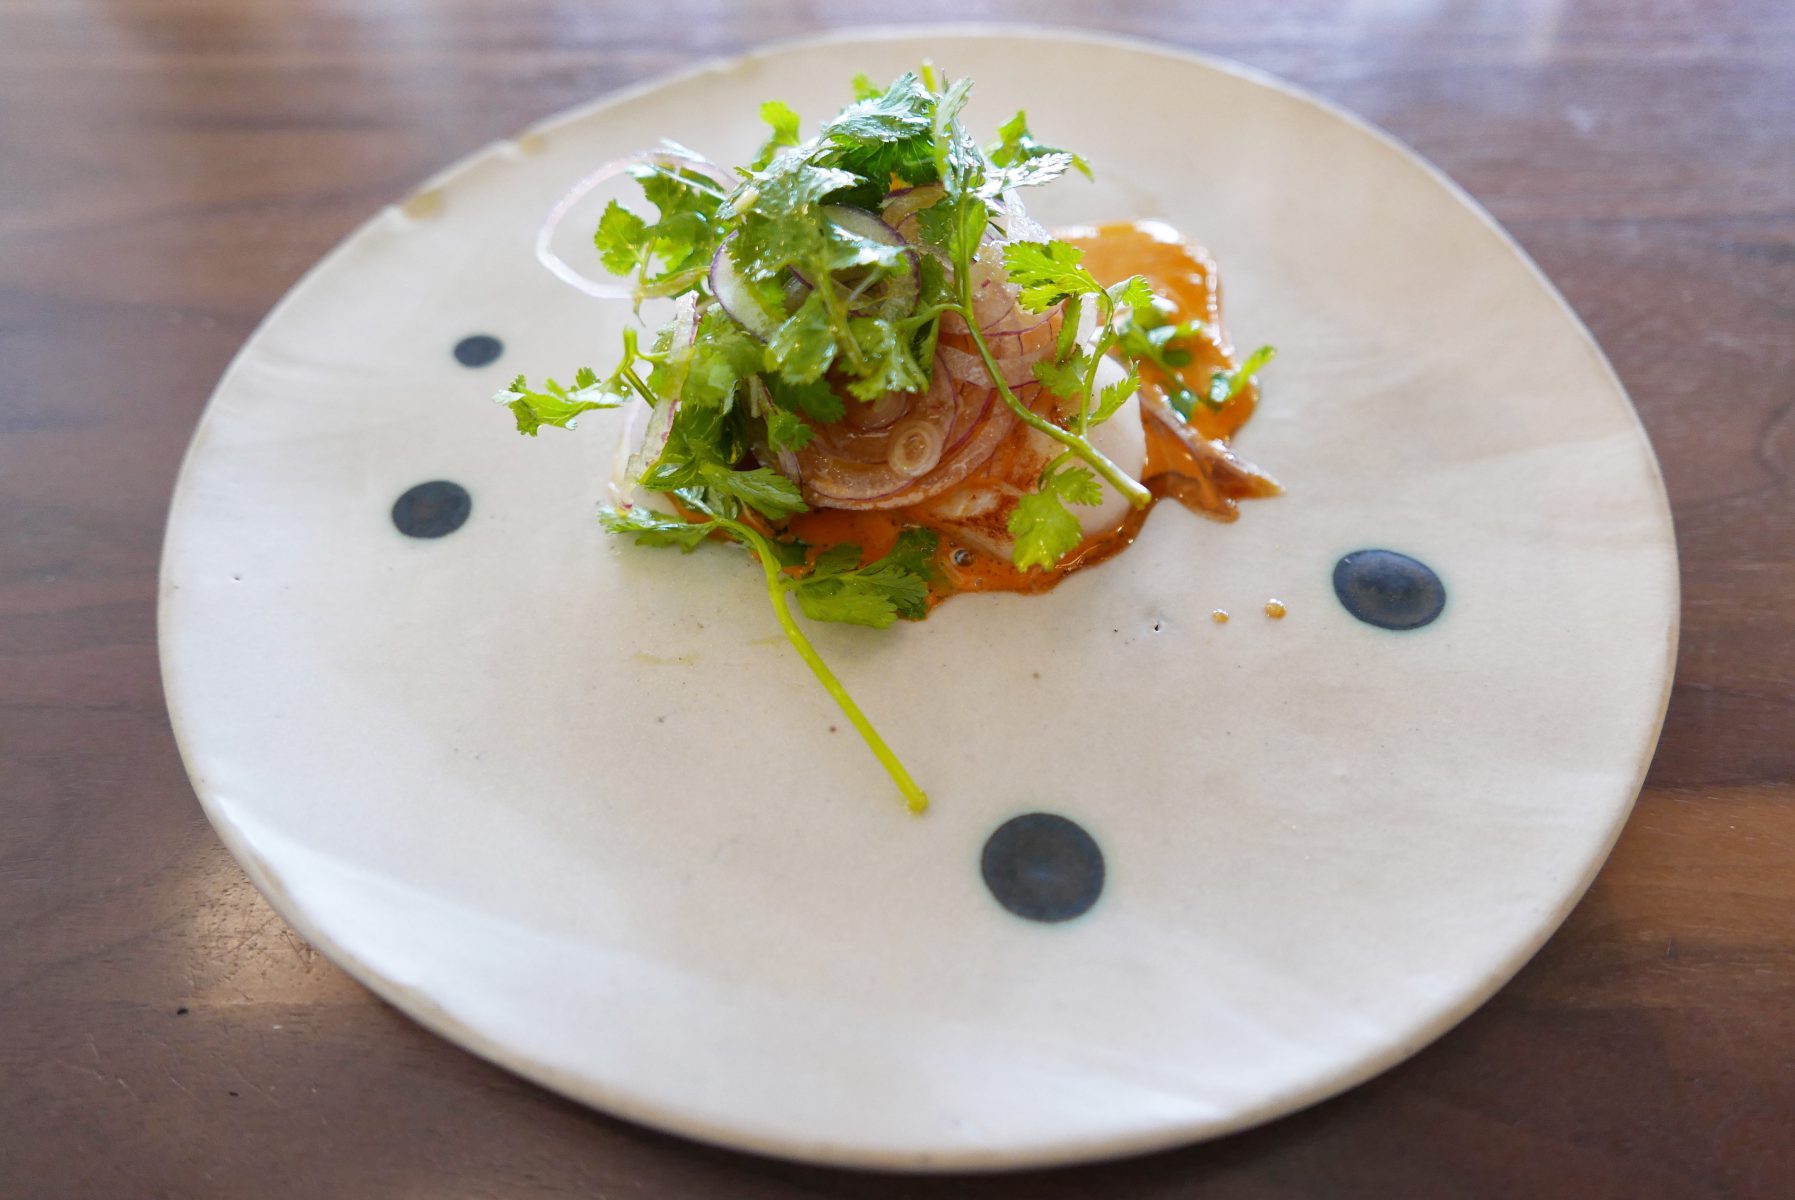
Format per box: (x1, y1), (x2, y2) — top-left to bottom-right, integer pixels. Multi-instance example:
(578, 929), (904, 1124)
(1211, 609), (1230, 624)
(1265, 599), (1287, 619)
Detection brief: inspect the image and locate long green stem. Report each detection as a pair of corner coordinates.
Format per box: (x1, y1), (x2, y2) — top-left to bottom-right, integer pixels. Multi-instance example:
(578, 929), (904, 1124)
(1074, 296), (1116, 436)
(956, 286), (1151, 508)
(728, 520), (929, 814)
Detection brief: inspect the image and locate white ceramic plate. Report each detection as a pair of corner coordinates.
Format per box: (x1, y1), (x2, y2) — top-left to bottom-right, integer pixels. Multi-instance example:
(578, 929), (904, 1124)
(160, 28), (1678, 1170)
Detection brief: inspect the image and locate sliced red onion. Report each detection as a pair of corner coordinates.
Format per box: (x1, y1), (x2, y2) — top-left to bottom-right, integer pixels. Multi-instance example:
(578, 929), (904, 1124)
(887, 417), (944, 478)
(709, 237), (782, 340)
(936, 307), (1063, 391)
(803, 368), (954, 468)
(841, 388), (909, 431)
(536, 149), (733, 300)
(624, 393), (678, 487)
(799, 363), (1034, 510)
(880, 184), (944, 228)
(787, 205), (919, 318)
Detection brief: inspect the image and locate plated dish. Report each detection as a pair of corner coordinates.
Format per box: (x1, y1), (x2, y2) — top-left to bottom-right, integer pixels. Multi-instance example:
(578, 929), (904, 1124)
(503, 67), (1280, 809)
(160, 29), (1677, 1170)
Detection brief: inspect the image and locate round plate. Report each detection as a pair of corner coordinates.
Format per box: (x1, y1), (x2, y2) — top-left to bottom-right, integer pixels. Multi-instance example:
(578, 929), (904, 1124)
(159, 28), (1678, 1170)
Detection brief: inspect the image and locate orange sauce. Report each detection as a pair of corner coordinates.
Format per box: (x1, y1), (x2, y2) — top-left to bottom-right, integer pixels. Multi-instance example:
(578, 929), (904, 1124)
(782, 220), (1278, 608)
(1062, 220), (1258, 443)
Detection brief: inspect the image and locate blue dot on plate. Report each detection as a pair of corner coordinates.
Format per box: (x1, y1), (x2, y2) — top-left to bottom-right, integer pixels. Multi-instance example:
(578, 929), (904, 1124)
(392, 481), (471, 538)
(453, 334), (504, 368)
(981, 813), (1105, 923)
(1333, 549), (1446, 630)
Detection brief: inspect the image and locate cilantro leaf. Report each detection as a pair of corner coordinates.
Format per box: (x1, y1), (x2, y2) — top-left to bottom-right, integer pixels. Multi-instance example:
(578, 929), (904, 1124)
(598, 504), (714, 551)
(766, 288), (838, 383)
(769, 372), (845, 423)
(495, 370), (623, 436)
(985, 151), (1075, 195)
(1007, 484), (1082, 572)
(844, 316), (931, 401)
(1091, 369), (1139, 426)
(701, 462), (807, 519)
(596, 162), (727, 295)
(680, 308), (763, 408)
(929, 76), (985, 199)
(1052, 465), (1104, 508)
(1106, 274), (1155, 316)
(766, 406), (814, 453)
(1056, 294), (1084, 360)
(850, 73), (881, 101)
(915, 193), (989, 262)
(730, 156), (859, 278)
(1206, 344), (1277, 407)
(825, 71), (934, 144)
(1115, 302), (1217, 419)
(988, 110), (1092, 180)
(1007, 465), (1104, 570)
(1033, 351), (1089, 402)
(813, 71), (940, 203)
(594, 200), (649, 275)
(752, 100), (802, 170)
(792, 528), (938, 627)
(1002, 240), (1102, 311)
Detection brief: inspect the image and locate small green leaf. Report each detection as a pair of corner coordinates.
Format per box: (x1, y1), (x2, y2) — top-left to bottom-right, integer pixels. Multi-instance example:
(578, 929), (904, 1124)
(1003, 240), (1103, 311)
(766, 406), (814, 452)
(593, 201), (649, 275)
(825, 71), (934, 144)
(752, 100), (802, 170)
(988, 109), (1092, 180)
(766, 289), (838, 383)
(1091, 369), (1139, 426)
(1106, 275), (1155, 316)
(791, 527), (938, 627)
(1050, 465), (1104, 508)
(496, 371), (622, 436)
(1007, 485), (1082, 572)
(1033, 353), (1089, 401)
(1206, 344), (1277, 408)
(598, 504), (715, 551)
(769, 373), (846, 424)
(701, 463), (808, 519)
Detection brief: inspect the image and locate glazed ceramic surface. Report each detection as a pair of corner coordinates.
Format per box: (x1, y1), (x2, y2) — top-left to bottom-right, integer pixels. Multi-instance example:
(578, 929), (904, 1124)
(159, 28), (1678, 1170)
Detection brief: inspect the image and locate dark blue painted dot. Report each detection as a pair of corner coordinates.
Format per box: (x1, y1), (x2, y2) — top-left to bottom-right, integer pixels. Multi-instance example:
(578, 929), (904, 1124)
(1333, 549), (1446, 630)
(981, 813), (1104, 923)
(453, 334), (503, 368)
(392, 481), (471, 538)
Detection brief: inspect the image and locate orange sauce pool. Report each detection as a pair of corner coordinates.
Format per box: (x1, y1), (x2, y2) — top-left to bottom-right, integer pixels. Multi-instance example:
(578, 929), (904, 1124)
(1063, 220), (1259, 443)
(783, 220), (1279, 606)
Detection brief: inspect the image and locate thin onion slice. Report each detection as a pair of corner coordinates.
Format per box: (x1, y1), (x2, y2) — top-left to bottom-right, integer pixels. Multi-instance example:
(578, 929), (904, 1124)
(536, 149), (733, 300)
(709, 237), (782, 339)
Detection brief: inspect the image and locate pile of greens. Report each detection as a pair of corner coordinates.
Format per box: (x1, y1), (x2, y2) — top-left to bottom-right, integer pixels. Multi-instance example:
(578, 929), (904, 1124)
(496, 67), (1270, 812)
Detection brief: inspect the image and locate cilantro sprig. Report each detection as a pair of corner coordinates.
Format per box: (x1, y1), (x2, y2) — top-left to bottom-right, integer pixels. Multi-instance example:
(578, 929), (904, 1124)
(602, 499), (934, 812)
(592, 160), (728, 299)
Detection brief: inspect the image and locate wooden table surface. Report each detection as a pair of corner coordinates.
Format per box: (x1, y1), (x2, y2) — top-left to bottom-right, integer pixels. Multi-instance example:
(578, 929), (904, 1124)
(4, 1), (1792, 1196)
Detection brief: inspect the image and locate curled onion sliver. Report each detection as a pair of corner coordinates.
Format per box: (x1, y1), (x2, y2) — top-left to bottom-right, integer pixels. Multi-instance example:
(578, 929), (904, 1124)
(536, 150), (734, 300)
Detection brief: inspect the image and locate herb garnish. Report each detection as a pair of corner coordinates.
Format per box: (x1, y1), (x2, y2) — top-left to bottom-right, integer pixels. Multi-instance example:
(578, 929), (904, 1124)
(497, 68), (1271, 812)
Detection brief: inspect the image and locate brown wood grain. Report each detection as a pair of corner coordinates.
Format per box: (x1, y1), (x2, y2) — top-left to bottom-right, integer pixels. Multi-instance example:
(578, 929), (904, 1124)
(3, 2), (1792, 1196)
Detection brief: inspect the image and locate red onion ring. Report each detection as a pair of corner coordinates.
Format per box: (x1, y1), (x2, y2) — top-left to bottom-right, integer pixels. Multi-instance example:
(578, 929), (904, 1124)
(536, 149), (734, 300)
